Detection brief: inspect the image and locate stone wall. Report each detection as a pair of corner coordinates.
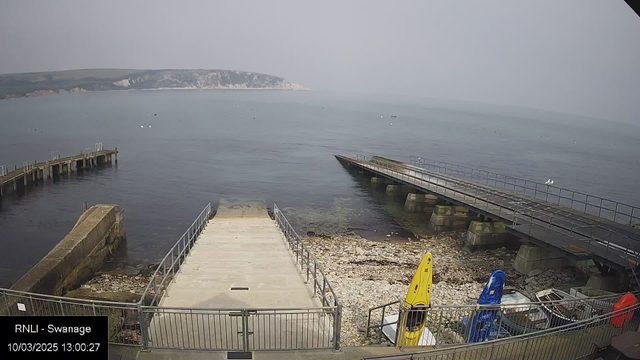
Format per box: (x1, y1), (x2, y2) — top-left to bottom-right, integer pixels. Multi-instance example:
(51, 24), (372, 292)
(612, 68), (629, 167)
(10, 204), (126, 295)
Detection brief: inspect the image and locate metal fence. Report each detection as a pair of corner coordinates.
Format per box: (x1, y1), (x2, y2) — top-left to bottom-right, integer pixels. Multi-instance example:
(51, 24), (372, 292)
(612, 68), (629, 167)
(354, 154), (640, 271)
(367, 291), (637, 348)
(273, 203), (342, 348)
(140, 203), (212, 306)
(364, 302), (640, 360)
(139, 305), (338, 351)
(0, 287), (142, 346)
(408, 155), (640, 227)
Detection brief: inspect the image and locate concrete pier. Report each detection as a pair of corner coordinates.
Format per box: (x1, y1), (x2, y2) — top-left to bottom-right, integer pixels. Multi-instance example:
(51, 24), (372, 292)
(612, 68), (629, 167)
(0, 147), (117, 200)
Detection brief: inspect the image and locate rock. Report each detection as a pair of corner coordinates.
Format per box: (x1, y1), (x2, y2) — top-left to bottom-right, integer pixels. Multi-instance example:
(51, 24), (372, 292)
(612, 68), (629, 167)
(123, 266), (140, 276)
(528, 269), (543, 277)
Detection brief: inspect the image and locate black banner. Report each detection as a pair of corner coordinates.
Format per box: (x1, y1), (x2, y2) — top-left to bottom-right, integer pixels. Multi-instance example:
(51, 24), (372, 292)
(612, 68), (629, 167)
(0, 316), (108, 359)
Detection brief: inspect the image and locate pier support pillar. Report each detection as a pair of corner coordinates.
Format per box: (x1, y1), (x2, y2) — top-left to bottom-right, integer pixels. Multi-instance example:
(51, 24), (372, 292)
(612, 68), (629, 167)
(463, 221), (512, 252)
(58, 163), (62, 175)
(371, 177), (383, 187)
(404, 193), (426, 212)
(115, 148), (118, 164)
(513, 244), (571, 274)
(386, 184), (400, 196)
(428, 205), (473, 231)
(13, 179), (17, 191)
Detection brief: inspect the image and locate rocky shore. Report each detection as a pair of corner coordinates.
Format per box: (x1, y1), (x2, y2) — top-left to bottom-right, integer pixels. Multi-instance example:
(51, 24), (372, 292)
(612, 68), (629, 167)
(64, 263), (161, 304)
(305, 231), (590, 346)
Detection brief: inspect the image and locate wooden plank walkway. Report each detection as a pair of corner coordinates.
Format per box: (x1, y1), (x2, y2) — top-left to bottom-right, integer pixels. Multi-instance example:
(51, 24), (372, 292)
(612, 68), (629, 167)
(336, 155), (640, 271)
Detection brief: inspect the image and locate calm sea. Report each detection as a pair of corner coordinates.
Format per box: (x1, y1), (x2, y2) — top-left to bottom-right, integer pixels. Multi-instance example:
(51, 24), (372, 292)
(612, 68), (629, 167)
(0, 90), (639, 286)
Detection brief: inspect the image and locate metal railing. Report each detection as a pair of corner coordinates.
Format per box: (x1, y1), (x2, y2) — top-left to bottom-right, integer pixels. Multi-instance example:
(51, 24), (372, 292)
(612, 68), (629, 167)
(354, 155), (640, 270)
(364, 302), (640, 360)
(367, 291), (635, 347)
(139, 305), (337, 351)
(140, 203), (212, 306)
(367, 300), (402, 344)
(409, 155), (640, 227)
(511, 202), (640, 273)
(273, 203), (342, 349)
(0, 287), (142, 346)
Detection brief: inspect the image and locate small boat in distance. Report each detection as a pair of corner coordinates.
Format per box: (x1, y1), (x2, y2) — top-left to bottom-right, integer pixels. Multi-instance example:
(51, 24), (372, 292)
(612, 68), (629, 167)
(391, 115), (397, 118)
(498, 289), (549, 334)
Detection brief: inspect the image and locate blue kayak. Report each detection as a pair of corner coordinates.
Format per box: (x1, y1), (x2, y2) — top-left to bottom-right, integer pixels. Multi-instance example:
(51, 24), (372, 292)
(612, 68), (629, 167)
(467, 270), (506, 343)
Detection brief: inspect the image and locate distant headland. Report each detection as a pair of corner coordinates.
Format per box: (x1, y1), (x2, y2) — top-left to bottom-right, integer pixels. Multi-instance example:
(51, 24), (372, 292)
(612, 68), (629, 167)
(0, 69), (309, 99)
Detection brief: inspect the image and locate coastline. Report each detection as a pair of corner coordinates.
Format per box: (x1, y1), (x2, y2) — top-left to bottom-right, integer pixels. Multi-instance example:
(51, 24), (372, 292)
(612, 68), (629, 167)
(2, 86), (312, 100)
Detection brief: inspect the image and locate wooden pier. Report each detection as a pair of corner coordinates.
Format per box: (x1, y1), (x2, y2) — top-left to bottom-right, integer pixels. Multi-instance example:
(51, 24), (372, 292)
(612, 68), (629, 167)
(0, 147), (118, 200)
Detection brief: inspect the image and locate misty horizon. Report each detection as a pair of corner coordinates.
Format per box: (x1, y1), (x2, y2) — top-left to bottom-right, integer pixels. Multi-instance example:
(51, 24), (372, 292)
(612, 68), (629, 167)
(1, 0), (639, 124)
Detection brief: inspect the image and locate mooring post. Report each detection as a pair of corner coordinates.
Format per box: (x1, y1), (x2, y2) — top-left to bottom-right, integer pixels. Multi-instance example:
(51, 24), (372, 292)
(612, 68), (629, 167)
(115, 147), (118, 164)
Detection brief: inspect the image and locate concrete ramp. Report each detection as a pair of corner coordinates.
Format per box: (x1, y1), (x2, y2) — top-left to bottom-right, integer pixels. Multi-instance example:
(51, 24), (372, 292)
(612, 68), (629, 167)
(215, 198), (270, 218)
(149, 200), (333, 350)
(159, 199), (318, 308)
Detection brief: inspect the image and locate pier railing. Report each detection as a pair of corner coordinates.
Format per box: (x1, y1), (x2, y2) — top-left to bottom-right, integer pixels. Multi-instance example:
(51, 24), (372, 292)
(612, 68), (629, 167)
(273, 203), (342, 349)
(140, 203), (212, 306)
(364, 301), (640, 360)
(0, 287), (142, 346)
(408, 155), (640, 227)
(367, 291), (636, 347)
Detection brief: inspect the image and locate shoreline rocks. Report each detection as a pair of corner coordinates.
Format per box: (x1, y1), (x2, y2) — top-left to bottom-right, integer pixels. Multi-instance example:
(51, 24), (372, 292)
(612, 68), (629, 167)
(304, 231), (590, 346)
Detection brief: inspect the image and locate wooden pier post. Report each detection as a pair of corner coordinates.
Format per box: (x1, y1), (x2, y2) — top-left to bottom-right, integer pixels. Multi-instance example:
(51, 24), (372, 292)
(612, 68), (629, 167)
(115, 147), (118, 164)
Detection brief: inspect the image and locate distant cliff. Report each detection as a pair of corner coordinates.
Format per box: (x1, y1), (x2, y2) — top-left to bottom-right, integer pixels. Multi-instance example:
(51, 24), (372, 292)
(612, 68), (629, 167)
(0, 69), (308, 99)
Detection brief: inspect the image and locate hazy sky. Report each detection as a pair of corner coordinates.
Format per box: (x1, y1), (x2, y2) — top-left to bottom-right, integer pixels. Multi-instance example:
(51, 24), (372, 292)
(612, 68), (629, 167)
(1, 0), (639, 124)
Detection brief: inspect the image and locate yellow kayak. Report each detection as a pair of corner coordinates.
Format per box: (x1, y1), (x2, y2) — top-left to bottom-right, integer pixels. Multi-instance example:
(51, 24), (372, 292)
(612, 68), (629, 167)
(399, 252), (433, 346)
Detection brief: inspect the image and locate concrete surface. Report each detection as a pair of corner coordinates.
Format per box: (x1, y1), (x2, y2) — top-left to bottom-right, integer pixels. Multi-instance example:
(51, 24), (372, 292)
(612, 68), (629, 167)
(11, 204), (126, 295)
(160, 199), (317, 309)
(149, 199), (326, 350)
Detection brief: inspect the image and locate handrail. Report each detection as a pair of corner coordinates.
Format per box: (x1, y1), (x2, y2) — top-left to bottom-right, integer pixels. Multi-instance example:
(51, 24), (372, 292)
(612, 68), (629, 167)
(1, 286), (140, 307)
(409, 155), (640, 227)
(273, 203), (342, 350)
(273, 203), (340, 307)
(140, 203), (212, 306)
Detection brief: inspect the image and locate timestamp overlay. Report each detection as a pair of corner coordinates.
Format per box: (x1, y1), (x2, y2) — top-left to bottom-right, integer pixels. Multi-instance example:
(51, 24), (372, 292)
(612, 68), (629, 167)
(1, 316), (108, 359)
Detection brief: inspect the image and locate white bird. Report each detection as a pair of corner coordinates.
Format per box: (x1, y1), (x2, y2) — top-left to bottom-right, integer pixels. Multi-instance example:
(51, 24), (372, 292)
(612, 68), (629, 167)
(148, 125), (151, 128)
(390, 123), (393, 126)
(544, 179), (555, 185)
(140, 125), (144, 128)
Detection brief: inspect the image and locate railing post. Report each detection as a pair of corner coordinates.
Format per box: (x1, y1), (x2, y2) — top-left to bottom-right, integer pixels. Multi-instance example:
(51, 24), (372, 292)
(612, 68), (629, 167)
(306, 251), (310, 282)
(333, 304), (342, 351)
(139, 304), (150, 350)
(242, 309), (250, 352)
(313, 261), (317, 295)
(395, 306), (404, 347)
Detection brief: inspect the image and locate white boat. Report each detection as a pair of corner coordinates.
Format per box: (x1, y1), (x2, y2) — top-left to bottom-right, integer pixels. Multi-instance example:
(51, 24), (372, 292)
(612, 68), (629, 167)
(381, 315), (436, 346)
(498, 289), (549, 334)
